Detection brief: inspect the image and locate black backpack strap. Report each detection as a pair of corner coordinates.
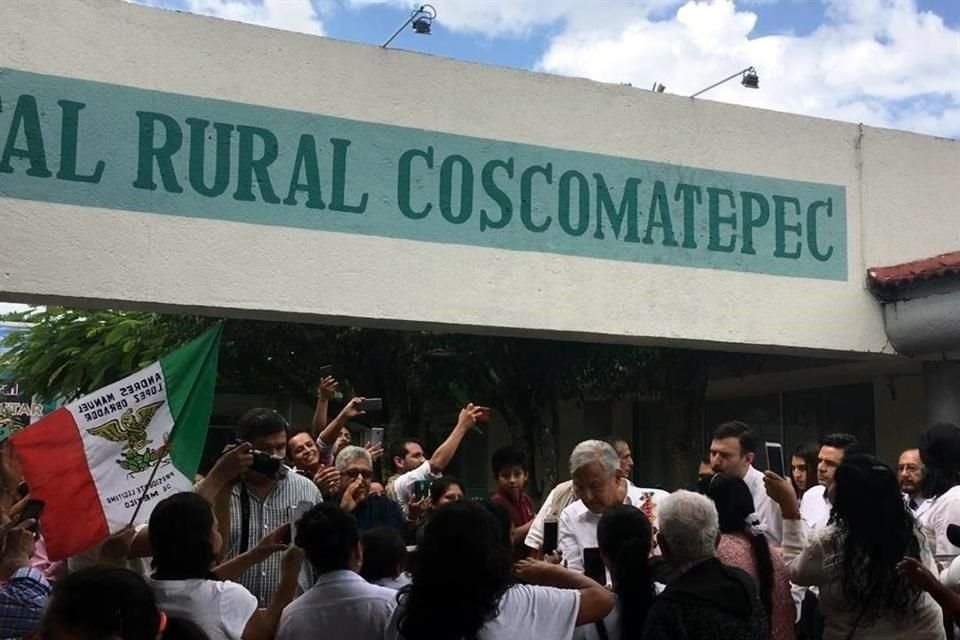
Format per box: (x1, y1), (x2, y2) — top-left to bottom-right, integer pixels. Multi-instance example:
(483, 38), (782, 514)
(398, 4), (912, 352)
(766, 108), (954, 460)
(238, 482), (251, 554)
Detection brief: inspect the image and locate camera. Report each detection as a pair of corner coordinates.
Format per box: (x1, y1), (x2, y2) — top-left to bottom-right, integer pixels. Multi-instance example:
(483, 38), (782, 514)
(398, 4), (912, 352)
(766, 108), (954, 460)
(250, 449), (282, 477)
(234, 440), (283, 478)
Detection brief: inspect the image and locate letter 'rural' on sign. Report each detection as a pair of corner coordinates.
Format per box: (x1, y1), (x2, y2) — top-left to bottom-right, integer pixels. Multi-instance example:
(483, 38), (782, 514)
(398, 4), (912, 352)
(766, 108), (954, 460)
(0, 67), (847, 280)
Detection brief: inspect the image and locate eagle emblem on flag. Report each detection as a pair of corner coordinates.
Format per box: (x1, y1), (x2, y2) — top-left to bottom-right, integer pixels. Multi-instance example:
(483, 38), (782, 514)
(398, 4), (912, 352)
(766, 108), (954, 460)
(87, 402), (168, 475)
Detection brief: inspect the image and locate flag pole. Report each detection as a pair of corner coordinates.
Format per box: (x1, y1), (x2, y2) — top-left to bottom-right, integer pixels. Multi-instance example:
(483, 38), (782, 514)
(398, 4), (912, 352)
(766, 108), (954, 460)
(127, 446), (169, 527)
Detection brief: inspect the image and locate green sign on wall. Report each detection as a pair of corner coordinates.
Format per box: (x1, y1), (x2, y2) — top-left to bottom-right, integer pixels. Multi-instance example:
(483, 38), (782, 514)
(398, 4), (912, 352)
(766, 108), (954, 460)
(0, 67), (847, 280)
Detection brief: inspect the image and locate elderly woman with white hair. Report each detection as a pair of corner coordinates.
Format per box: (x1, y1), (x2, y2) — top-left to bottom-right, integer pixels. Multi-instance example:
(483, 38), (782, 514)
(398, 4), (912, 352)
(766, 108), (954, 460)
(335, 445), (405, 534)
(558, 440), (668, 576)
(641, 490), (767, 640)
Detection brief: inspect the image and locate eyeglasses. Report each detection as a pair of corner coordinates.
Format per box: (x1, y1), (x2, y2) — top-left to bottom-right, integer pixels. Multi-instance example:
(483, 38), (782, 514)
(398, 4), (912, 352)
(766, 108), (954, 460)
(344, 469), (373, 479)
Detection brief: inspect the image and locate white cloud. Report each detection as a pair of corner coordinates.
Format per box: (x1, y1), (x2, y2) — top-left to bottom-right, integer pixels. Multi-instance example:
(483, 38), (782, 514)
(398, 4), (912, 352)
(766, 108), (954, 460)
(347, 0), (680, 38)
(536, 0), (960, 138)
(175, 0), (325, 36)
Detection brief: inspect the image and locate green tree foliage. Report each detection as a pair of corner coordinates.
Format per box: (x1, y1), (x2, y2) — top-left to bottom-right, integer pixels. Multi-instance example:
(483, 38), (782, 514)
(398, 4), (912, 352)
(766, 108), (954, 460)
(1, 307), (715, 491)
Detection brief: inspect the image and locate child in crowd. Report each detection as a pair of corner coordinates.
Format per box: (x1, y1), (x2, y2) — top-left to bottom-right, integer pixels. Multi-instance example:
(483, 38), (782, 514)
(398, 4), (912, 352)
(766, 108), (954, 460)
(489, 446), (535, 559)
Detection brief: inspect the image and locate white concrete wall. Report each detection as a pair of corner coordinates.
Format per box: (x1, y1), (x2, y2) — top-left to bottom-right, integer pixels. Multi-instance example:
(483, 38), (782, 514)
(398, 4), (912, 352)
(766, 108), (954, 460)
(1, 0), (958, 357)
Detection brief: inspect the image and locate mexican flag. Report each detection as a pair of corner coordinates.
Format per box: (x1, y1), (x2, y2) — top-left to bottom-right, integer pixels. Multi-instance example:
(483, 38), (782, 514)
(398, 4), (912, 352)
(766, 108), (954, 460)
(11, 323), (222, 560)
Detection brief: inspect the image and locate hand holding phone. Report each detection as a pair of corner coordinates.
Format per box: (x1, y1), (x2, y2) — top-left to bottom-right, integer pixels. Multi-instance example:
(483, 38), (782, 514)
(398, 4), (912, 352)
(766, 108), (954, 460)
(583, 547), (606, 585)
(16, 499), (44, 533)
(358, 398), (383, 413)
(765, 442), (785, 478)
(542, 518), (559, 555)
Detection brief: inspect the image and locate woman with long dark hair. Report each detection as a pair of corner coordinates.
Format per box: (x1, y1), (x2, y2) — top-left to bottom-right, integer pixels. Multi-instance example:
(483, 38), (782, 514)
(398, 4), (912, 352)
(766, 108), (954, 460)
(765, 453), (945, 639)
(917, 422), (960, 556)
(385, 499), (613, 640)
(572, 504), (657, 640)
(147, 492), (302, 640)
(708, 474), (795, 640)
(790, 443), (819, 498)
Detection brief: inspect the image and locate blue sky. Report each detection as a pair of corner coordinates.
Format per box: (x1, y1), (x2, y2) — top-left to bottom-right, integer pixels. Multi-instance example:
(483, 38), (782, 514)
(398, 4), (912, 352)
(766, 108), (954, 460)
(0, 0), (956, 318)
(129, 0), (960, 140)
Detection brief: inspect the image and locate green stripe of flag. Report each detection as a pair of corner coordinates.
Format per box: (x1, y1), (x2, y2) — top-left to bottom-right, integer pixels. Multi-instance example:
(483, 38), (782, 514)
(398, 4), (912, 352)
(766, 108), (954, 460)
(160, 323), (223, 478)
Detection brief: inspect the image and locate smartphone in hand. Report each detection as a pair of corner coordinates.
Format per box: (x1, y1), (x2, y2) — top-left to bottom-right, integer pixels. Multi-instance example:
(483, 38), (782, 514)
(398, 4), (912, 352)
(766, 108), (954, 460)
(369, 427), (384, 447)
(765, 442), (785, 478)
(318, 365), (334, 379)
(542, 518), (559, 555)
(16, 499), (44, 532)
(359, 398), (383, 413)
(583, 547), (606, 585)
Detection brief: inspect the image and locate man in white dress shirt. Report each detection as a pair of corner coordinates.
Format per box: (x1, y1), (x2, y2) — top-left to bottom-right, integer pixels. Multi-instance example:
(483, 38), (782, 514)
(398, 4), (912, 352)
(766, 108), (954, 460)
(387, 404), (486, 516)
(277, 503), (397, 640)
(799, 433), (860, 531)
(709, 421), (782, 545)
(558, 440), (668, 575)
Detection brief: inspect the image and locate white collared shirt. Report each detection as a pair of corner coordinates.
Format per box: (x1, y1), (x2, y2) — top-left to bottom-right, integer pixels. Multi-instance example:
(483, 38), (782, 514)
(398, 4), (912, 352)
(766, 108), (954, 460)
(743, 465), (783, 545)
(524, 480), (576, 550)
(276, 570), (397, 640)
(800, 484), (831, 532)
(919, 484), (960, 557)
(558, 483), (668, 574)
(392, 461), (440, 516)
(149, 578), (257, 640)
(904, 493), (930, 517)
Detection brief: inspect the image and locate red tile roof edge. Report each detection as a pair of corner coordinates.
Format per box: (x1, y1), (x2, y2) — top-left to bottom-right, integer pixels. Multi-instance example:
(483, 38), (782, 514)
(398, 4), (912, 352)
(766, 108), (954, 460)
(867, 251), (960, 290)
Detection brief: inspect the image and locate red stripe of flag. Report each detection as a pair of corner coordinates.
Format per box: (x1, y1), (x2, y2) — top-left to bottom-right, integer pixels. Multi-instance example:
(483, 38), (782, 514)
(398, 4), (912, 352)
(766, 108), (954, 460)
(11, 408), (109, 560)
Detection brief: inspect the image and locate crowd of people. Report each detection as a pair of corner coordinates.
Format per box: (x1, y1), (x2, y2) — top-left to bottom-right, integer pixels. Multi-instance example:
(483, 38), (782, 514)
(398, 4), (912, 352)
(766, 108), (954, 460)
(1, 372), (959, 640)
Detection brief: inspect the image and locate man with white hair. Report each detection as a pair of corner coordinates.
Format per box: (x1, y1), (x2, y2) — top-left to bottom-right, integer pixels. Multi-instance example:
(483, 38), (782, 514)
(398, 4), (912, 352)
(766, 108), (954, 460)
(335, 445), (405, 534)
(642, 490), (767, 640)
(558, 440), (668, 575)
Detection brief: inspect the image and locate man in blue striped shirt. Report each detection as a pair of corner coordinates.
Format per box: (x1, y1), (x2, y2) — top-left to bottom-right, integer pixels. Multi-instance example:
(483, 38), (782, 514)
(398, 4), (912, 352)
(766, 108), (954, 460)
(1, 522), (50, 639)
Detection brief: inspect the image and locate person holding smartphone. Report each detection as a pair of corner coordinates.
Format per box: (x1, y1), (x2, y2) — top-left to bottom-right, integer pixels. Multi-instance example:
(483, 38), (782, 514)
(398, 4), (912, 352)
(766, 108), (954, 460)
(388, 403), (486, 518)
(0, 518), (50, 639)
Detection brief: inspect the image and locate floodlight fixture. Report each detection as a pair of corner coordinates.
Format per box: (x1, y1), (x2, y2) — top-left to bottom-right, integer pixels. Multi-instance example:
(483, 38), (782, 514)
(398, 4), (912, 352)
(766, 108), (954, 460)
(382, 4), (437, 48)
(690, 66), (759, 98)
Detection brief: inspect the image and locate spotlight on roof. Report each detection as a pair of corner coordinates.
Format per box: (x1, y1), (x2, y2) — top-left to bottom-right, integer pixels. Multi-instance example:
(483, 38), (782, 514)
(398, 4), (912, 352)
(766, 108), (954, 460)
(382, 4), (437, 48)
(690, 66), (760, 98)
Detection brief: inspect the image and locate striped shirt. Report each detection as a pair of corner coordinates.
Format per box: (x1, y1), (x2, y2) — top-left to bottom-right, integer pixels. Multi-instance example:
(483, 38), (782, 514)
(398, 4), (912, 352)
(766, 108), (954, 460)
(227, 469), (321, 605)
(0, 567), (50, 639)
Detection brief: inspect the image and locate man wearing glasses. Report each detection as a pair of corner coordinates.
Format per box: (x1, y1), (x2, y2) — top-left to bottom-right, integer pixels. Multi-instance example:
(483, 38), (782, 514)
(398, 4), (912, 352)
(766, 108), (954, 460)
(336, 445), (405, 534)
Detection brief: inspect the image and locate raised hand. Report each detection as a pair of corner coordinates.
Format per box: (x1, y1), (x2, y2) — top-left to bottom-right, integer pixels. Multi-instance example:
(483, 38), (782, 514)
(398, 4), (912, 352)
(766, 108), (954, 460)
(210, 442), (254, 483)
(318, 376), (339, 401)
(313, 466), (341, 496)
(339, 476), (365, 513)
(457, 403), (489, 431)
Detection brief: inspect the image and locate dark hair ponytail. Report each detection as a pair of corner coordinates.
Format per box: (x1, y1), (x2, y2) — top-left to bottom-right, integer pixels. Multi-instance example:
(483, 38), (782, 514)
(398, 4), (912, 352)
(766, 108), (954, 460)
(598, 505), (656, 638)
(707, 473), (773, 624)
(748, 528), (774, 623)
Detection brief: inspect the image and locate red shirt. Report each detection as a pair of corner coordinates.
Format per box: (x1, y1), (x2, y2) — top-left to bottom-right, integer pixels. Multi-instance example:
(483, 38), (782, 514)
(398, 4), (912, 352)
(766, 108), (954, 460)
(491, 490), (535, 528)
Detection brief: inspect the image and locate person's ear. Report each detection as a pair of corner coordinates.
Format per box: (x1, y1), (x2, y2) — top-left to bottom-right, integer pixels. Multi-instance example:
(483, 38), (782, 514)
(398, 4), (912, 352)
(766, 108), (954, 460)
(744, 451), (756, 467)
(393, 456), (404, 470)
(352, 542), (364, 570)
